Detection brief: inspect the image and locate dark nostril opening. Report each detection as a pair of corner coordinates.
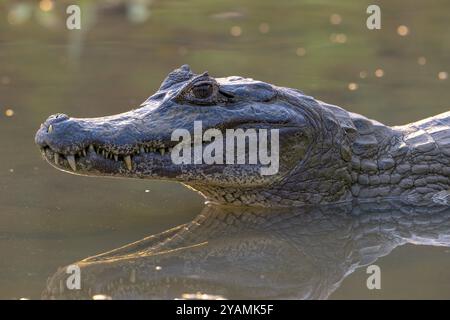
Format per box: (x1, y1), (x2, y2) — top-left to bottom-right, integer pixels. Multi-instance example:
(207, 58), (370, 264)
(54, 113), (68, 119)
(45, 113), (69, 125)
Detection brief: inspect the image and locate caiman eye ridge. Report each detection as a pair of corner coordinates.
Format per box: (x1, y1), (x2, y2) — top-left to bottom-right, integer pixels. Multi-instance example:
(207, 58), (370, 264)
(40, 143), (173, 172)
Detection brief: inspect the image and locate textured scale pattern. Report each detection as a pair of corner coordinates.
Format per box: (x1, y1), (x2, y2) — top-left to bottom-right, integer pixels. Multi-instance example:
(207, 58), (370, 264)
(35, 65), (450, 207)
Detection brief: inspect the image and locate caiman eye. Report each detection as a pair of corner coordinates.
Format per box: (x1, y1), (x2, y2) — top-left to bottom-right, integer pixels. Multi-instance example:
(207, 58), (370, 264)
(192, 83), (214, 99)
(176, 74), (221, 105)
(181, 80), (219, 105)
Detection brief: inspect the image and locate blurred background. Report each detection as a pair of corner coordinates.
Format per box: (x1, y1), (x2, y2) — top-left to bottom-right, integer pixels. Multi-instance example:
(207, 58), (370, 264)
(0, 0), (449, 299)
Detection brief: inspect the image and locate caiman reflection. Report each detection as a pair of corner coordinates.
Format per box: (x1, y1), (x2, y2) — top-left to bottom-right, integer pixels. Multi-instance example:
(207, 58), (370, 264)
(43, 200), (450, 299)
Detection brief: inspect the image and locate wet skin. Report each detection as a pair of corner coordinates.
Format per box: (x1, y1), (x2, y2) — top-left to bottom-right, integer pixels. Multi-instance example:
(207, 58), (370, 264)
(35, 65), (450, 207)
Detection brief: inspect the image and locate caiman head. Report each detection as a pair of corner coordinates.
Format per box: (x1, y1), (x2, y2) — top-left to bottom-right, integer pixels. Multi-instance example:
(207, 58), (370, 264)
(35, 65), (359, 207)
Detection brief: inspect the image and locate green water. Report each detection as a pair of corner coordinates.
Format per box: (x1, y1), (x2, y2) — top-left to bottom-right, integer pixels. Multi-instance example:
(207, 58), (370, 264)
(0, 0), (449, 299)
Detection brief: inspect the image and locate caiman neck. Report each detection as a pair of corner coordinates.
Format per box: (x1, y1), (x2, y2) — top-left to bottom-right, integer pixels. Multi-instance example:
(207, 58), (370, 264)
(189, 111), (450, 207)
(350, 115), (450, 203)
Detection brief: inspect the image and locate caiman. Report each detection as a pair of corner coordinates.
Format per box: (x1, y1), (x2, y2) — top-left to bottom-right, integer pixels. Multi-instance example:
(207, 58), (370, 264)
(35, 65), (450, 207)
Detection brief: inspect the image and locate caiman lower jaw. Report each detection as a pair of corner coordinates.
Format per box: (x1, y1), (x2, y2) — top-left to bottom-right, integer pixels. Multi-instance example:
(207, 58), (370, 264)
(39, 143), (173, 175)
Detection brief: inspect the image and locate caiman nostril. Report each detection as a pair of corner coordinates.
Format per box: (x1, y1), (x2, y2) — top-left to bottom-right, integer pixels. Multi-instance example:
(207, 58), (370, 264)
(51, 113), (69, 120)
(44, 113), (69, 126)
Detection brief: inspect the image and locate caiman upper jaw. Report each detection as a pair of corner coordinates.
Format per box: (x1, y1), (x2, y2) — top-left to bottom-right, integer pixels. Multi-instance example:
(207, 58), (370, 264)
(35, 113), (174, 175)
(39, 143), (173, 173)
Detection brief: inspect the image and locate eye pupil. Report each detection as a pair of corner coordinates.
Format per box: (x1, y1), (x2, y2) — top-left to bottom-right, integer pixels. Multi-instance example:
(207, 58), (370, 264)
(192, 84), (213, 99)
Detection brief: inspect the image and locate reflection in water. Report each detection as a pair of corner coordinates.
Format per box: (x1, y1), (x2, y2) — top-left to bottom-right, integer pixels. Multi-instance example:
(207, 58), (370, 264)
(44, 200), (450, 299)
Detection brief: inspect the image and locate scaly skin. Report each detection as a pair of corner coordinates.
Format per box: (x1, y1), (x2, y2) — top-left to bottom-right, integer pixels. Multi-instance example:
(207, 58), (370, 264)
(42, 200), (450, 299)
(35, 65), (450, 207)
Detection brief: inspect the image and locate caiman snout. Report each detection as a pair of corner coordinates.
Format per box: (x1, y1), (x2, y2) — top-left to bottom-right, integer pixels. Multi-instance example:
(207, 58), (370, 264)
(35, 109), (174, 175)
(35, 113), (90, 156)
(35, 113), (93, 172)
(35, 113), (70, 148)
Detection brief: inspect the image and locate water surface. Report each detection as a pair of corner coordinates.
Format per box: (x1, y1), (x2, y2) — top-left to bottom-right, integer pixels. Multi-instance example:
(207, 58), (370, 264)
(0, 0), (449, 299)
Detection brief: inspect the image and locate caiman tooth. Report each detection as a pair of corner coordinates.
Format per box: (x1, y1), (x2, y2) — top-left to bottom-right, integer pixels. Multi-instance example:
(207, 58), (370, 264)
(89, 145), (95, 153)
(48, 125), (53, 133)
(140, 147), (145, 153)
(159, 148), (165, 156)
(82, 149), (87, 157)
(124, 155), (132, 170)
(66, 155), (76, 171)
(54, 153), (59, 165)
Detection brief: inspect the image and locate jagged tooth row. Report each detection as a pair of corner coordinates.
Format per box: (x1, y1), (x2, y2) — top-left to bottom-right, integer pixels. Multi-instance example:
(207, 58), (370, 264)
(48, 144), (173, 172)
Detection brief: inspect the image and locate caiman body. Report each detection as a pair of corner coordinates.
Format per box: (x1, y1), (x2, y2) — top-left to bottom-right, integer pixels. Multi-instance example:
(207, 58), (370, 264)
(35, 65), (450, 207)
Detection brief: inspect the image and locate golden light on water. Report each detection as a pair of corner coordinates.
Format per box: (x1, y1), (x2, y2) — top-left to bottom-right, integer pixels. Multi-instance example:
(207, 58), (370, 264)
(259, 23), (270, 34)
(296, 47), (306, 57)
(397, 25), (409, 36)
(39, 0), (54, 12)
(180, 292), (226, 300)
(375, 69), (384, 78)
(417, 57), (427, 65)
(336, 34), (347, 43)
(359, 71), (368, 79)
(330, 14), (342, 25)
(230, 26), (242, 37)
(5, 109), (14, 117)
(348, 83), (358, 91)
(330, 33), (347, 44)
(438, 71), (448, 80)
(92, 294), (112, 300)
